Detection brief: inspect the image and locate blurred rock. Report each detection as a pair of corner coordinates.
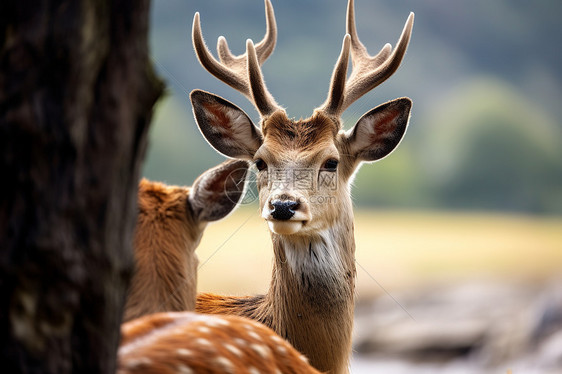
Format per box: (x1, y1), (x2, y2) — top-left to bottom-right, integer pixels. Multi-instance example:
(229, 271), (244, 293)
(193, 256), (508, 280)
(352, 278), (562, 372)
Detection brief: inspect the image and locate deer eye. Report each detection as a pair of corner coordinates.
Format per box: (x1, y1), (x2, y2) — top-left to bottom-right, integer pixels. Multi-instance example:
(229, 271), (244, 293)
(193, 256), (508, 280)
(322, 159), (339, 172)
(255, 158), (267, 171)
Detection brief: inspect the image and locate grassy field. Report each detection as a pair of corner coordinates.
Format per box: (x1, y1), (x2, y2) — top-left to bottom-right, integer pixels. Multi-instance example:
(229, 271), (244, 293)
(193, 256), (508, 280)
(195, 207), (562, 299)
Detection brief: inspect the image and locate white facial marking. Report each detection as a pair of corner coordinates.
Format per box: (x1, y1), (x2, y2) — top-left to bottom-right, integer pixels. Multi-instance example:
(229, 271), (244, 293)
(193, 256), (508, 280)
(267, 220), (303, 235)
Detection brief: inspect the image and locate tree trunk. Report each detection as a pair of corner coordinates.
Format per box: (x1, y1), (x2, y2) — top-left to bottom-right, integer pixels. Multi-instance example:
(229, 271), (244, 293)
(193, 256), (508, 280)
(0, 1), (163, 373)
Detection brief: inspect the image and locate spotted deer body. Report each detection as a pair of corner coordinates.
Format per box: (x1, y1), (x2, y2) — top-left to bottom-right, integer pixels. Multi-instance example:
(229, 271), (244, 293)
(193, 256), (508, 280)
(191, 1), (414, 372)
(118, 311), (322, 374)
(124, 160), (248, 322)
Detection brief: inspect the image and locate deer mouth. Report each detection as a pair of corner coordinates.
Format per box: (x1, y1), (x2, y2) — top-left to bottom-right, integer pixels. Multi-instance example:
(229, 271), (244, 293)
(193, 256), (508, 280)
(261, 204), (311, 235)
(266, 220), (305, 235)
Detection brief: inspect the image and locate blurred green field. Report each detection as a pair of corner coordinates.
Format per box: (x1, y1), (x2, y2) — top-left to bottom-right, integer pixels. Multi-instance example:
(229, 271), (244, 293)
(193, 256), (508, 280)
(195, 208), (562, 299)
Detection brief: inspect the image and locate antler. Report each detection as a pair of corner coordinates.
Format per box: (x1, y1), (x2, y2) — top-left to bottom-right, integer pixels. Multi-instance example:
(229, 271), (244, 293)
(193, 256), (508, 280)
(192, 0), (282, 117)
(320, 0), (414, 118)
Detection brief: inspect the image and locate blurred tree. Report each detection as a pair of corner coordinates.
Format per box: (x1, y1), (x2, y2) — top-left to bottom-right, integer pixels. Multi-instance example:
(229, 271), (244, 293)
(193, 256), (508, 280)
(418, 77), (562, 214)
(0, 1), (162, 373)
(352, 144), (429, 209)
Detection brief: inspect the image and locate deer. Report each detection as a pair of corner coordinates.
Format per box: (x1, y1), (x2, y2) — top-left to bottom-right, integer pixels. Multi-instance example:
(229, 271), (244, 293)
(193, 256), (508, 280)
(120, 159), (321, 373)
(118, 311), (322, 374)
(123, 159), (249, 322)
(189, 0), (414, 373)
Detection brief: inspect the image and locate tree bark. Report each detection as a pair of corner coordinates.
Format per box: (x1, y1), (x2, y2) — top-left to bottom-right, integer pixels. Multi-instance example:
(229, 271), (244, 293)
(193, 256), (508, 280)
(0, 1), (163, 373)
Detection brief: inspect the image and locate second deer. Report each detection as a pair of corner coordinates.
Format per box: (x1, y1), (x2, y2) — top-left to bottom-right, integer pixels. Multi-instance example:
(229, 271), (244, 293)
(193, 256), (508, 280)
(124, 160), (248, 322)
(191, 0), (414, 373)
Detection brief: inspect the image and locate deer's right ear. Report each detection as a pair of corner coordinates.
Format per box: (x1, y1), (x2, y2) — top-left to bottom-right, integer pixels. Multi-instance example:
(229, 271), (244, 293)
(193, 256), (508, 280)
(190, 90), (262, 159)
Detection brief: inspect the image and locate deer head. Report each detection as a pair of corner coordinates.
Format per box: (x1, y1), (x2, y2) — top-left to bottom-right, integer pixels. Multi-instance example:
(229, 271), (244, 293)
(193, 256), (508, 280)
(125, 160), (248, 321)
(190, 0), (413, 238)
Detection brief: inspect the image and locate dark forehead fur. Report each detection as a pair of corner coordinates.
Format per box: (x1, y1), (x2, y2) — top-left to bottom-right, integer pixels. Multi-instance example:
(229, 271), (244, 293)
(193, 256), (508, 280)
(261, 111), (339, 150)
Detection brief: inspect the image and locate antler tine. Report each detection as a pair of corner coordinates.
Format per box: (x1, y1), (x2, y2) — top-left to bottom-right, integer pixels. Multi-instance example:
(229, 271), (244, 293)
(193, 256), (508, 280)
(320, 0), (414, 118)
(347, 0), (392, 67)
(343, 11), (414, 112)
(192, 0), (281, 117)
(217, 0), (277, 66)
(247, 39), (279, 116)
(192, 13), (246, 94)
(255, 0), (277, 62)
(322, 34), (351, 116)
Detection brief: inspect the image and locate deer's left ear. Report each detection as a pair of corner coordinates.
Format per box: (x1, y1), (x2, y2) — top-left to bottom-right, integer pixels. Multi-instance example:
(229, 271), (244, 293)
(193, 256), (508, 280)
(189, 160), (249, 222)
(345, 98), (412, 162)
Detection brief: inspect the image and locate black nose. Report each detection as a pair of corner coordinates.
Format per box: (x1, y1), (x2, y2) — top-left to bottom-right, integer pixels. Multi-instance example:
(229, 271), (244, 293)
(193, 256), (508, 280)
(271, 200), (299, 221)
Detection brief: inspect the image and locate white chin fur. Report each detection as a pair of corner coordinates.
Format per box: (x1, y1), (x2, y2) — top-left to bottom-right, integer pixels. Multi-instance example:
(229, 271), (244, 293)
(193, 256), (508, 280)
(267, 220), (303, 235)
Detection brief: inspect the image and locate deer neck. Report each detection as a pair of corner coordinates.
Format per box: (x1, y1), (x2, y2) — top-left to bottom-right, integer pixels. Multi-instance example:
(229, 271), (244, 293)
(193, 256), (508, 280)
(125, 185), (203, 321)
(262, 209), (356, 374)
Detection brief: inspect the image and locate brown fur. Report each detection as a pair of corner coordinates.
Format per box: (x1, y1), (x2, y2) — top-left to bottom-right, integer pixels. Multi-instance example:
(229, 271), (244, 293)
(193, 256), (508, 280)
(196, 221), (356, 373)
(124, 179), (202, 322)
(196, 112), (360, 374)
(261, 111), (338, 151)
(192, 94), (411, 374)
(121, 168), (323, 372)
(118, 312), (323, 374)
(190, 1), (413, 372)
(124, 160), (249, 322)
(196, 230), (356, 374)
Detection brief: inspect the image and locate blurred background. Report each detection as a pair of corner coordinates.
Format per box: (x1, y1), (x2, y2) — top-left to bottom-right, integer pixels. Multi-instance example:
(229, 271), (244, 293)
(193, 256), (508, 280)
(147, 1), (562, 372)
